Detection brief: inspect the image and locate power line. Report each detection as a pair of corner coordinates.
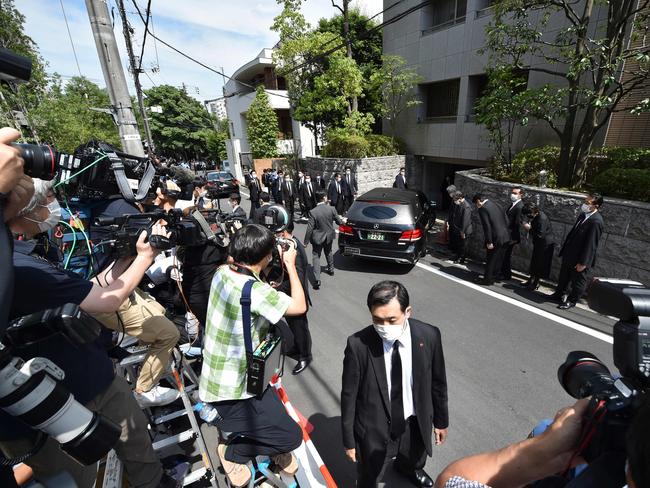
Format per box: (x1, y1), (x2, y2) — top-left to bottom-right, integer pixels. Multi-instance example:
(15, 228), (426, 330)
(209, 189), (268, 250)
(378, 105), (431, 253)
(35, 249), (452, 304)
(136, 0), (152, 72)
(59, 0), (83, 78)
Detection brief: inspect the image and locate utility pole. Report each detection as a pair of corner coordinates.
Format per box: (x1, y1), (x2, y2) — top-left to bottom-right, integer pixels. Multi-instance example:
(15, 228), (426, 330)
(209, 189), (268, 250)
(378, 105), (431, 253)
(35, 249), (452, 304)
(333, 0), (357, 112)
(85, 0), (145, 157)
(116, 0), (155, 155)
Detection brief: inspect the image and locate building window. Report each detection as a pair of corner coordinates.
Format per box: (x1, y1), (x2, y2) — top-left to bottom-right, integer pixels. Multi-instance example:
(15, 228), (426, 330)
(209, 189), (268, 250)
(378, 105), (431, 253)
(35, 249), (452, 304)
(422, 78), (461, 120)
(422, 0), (467, 33)
(467, 74), (489, 119)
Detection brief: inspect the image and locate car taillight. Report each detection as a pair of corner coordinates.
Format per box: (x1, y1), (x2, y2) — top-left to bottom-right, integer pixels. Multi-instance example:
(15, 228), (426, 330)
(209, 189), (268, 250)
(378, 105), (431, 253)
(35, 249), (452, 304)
(339, 224), (353, 235)
(399, 228), (422, 241)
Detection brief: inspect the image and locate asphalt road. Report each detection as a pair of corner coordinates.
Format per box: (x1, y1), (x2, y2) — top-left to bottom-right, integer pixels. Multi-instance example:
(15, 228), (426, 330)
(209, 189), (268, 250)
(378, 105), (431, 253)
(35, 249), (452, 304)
(236, 192), (616, 487)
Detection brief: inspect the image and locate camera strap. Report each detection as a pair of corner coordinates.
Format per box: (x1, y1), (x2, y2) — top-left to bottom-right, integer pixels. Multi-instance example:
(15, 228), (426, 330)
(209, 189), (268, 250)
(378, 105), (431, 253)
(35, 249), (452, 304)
(240, 280), (255, 356)
(110, 156), (157, 202)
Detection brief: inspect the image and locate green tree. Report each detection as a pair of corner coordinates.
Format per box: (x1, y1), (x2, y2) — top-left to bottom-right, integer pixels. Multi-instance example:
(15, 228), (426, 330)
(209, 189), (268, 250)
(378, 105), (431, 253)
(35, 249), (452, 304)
(246, 86), (279, 159)
(144, 84), (216, 159)
(369, 55), (422, 141)
(30, 76), (120, 152)
(0, 0), (48, 139)
(484, 0), (650, 187)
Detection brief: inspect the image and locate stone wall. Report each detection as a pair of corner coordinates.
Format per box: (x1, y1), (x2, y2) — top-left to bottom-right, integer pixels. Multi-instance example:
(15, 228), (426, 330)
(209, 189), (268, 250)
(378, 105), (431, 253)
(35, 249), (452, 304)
(455, 169), (650, 285)
(304, 155), (405, 194)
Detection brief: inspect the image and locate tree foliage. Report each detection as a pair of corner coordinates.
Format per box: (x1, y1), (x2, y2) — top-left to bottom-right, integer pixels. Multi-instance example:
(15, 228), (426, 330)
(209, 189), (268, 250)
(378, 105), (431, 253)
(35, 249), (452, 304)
(483, 0), (650, 187)
(30, 76), (120, 152)
(369, 55), (422, 140)
(0, 0), (49, 139)
(144, 84), (221, 160)
(246, 86), (279, 159)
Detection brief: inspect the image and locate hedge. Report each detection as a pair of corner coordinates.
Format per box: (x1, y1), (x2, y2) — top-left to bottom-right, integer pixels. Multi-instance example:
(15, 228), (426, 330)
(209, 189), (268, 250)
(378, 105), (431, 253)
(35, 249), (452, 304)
(592, 168), (650, 202)
(509, 146), (560, 187)
(321, 134), (403, 158)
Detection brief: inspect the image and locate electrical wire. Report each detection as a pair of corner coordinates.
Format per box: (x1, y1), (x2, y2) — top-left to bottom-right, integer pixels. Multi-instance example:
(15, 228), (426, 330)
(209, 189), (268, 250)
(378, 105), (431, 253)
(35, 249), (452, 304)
(56, 219), (79, 270)
(59, 0), (83, 78)
(54, 152), (109, 188)
(137, 0), (152, 72)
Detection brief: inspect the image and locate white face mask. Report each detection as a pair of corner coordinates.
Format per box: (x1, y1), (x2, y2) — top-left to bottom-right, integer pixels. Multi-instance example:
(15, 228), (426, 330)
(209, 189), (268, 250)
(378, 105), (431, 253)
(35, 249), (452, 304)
(25, 200), (62, 233)
(373, 320), (407, 342)
(510, 193), (520, 203)
(581, 203), (592, 214)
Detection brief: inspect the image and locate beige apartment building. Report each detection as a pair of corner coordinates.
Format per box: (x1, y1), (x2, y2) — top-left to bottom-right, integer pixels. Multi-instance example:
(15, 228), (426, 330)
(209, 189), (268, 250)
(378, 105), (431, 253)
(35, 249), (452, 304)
(382, 0), (650, 202)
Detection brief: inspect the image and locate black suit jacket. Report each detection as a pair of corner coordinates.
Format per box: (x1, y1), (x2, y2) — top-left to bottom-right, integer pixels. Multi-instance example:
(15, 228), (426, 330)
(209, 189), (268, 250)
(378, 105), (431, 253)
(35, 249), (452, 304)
(248, 177), (262, 202)
(251, 203), (271, 225)
(343, 174), (357, 196)
(281, 181), (296, 204)
(477, 200), (510, 246)
(327, 180), (343, 206)
(300, 182), (317, 209)
(451, 200), (473, 235)
(393, 174), (407, 189)
(341, 319), (448, 479)
(314, 175), (326, 190)
(529, 211), (553, 246)
(505, 200), (523, 243)
(559, 211), (604, 267)
(231, 206), (247, 219)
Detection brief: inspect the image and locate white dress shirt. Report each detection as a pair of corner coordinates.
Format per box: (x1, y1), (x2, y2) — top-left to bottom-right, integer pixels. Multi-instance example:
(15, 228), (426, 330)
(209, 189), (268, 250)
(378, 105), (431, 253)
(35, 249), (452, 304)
(381, 320), (415, 419)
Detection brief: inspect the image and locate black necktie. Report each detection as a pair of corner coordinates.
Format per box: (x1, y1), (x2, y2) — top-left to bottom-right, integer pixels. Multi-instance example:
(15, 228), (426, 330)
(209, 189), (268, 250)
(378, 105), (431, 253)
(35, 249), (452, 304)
(390, 341), (405, 439)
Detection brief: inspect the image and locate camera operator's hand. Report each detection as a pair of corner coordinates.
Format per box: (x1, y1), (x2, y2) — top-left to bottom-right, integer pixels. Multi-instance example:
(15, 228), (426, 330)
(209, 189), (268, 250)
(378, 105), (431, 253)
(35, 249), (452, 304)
(281, 242), (297, 269)
(136, 223), (170, 260)
(538, 397), (590, 468)
(4, 174), (34, 221)
(0, 127), (25, 196)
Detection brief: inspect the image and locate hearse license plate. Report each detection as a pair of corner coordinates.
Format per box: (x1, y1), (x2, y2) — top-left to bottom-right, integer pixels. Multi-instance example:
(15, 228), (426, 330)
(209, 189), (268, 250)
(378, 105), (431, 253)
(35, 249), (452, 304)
(366, 232), (384, 241)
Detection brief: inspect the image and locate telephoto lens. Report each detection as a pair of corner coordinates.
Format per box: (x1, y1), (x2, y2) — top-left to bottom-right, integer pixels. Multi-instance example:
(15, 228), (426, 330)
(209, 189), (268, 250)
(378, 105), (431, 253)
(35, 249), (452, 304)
(13, 143), (59, 180)
(557, 350), (616, 399)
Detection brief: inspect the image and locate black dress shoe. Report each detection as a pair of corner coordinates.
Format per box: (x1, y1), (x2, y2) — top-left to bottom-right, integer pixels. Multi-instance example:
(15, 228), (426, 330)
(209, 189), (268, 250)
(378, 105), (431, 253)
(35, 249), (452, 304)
(475, 278), (494, 286)
(325, 267), (334, 276)
(292, 359), (311, 375)
(313, 281), (320, 289)
(396, 466), (433, 487)
(547, 292), (564, 302)
(558, 301), (576, 310)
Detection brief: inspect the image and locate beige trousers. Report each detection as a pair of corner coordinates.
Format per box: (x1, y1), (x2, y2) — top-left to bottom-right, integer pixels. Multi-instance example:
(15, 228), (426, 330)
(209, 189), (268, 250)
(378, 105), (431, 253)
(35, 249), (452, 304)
(0, 376), (162, 488)
(94, 289), (180, 392)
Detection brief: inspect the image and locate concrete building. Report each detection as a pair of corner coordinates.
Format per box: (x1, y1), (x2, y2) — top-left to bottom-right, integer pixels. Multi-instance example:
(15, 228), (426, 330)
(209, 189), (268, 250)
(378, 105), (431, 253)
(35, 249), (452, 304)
(382, 0), (650, 203)
(223, 48), (316, 179)
(205, 97), (227, 120)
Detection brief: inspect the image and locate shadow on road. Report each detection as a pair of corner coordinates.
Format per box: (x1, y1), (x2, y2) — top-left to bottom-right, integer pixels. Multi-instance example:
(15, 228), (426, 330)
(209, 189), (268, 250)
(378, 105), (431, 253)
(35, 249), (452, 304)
(308, 413), (357, 487)
(333, 252), (414, 275)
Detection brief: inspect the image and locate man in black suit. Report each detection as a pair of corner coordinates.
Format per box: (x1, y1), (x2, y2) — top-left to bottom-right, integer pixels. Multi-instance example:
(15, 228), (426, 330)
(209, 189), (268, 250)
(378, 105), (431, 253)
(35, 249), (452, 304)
(450, 191), (473, 264)
(472, 193), (510, 285)
(228, 193), (247, 220)
(273, 170), (284, 204)
(393, 167), (408, 189)
(296, 171), (306, 218)
(550, 193), (605, 310)
(251, 191), (271, 224)
(247, 170), (262, 218)
(274, 220), (312, 374)
(315, 174), (326, 190)
(343, 166), (358, 212)
(300, 174), (317, 217)
(342, 281), (448, 488)
(280, 174), (296, 220)
(328, 172), (345, 215)
(303, 191), (345, 289)
(500, 187), (524, 280)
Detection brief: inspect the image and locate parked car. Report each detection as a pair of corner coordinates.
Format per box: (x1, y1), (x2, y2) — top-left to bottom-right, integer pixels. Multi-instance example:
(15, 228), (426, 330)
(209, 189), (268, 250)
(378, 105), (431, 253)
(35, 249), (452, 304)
(206, 170), (240, 199)
(338, 187), (437, 264)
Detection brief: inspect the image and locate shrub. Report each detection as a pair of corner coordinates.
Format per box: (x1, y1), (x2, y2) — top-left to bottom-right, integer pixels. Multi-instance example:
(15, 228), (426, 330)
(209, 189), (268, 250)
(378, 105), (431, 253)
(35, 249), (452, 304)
(365, 134), (399, 157)
(509, 146), (560, 187)
(592, 168), (650, 202)
(601, 147), (650, 169)
(321, 134), (370, 158)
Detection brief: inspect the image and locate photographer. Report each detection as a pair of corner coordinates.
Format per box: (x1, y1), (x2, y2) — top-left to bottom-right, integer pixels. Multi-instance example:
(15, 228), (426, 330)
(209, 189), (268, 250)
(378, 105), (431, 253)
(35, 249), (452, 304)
(2, 179), (175, 487)
(435, 397), (649, 488)
(198, 224), (305, 486)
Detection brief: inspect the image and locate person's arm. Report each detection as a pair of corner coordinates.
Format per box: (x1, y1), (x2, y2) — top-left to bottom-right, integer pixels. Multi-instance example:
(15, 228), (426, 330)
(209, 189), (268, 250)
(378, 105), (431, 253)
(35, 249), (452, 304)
(341, 337), (360, 461)
(281, 244), (307, 316)
(333, 207), (344, 225)
(80, 225), (167, 313)
(304, 213), (315, 246)
(479, 210), (493, 247)
(435, 399), (590, 488)
(91, 256), (134, 286)
(431, 327), (449, 444)
(577, 219), (603, 269)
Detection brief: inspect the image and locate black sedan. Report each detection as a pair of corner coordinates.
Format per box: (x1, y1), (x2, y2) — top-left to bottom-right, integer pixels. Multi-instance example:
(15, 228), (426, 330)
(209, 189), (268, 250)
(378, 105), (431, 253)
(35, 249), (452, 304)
(206, 171), (239, 198)
(338, 188), (437, 264)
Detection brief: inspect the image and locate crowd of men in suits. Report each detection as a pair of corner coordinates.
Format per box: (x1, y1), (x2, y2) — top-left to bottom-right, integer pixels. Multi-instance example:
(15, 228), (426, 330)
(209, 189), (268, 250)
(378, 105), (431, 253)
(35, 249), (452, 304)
(458, 186), (605, 310)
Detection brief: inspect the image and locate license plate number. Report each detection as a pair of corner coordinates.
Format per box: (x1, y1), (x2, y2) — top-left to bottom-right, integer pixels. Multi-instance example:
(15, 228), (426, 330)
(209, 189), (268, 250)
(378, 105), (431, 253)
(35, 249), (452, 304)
(345, 247), (360, 255)
(366, 232), (384, 241)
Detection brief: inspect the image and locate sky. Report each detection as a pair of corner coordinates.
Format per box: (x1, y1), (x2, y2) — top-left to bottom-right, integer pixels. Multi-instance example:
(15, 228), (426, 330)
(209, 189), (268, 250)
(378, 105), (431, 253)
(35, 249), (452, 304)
(19, 0), (383, 103)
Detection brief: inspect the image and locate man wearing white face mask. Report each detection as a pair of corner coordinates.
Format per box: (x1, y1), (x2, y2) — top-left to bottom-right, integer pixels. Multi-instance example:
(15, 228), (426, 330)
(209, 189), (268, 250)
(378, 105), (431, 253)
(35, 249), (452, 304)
(500, 187), (524, 281)
(342, 281), (449, 487)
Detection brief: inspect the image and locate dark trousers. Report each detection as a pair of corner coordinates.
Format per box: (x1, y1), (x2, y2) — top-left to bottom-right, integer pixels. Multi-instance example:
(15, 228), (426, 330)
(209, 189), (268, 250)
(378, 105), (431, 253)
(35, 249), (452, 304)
(332, 199), (345, 215)
(249, 200), (260, 219)
(358, 417), (427, 488)
(214, 387), (302, 464)
(484, 244), (505, 284)
(555, 259), (590, 303)
(344, 195), (354, 213)
(286, 314), (312, 361)
(501, 242), (517, 279)
(285, 198), (295, 220)
(450, 231), (468, 260)
(311, 240), (333, 282)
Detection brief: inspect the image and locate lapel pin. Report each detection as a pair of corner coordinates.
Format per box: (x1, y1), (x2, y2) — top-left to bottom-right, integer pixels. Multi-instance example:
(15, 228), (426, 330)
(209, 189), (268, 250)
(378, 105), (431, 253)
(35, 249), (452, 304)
(419, 342), (424, 347)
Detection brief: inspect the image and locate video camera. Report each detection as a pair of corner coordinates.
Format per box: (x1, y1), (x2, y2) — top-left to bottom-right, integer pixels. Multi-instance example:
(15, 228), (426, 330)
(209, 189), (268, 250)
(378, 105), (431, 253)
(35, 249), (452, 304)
(0, 304), (121, 466)
(93, 208), (248, 258)
(557, 278), (649, 462)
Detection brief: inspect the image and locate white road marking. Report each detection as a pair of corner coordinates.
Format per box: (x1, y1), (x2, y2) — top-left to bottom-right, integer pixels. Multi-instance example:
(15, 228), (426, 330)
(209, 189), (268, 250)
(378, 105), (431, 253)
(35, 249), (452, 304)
(415, 261), (613, 344)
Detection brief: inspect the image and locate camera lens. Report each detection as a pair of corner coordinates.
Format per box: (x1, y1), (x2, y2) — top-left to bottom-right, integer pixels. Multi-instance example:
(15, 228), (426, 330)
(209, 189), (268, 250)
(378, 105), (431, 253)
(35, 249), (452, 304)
(558, 350), (615, 399)
(14, 143), (59, 180)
